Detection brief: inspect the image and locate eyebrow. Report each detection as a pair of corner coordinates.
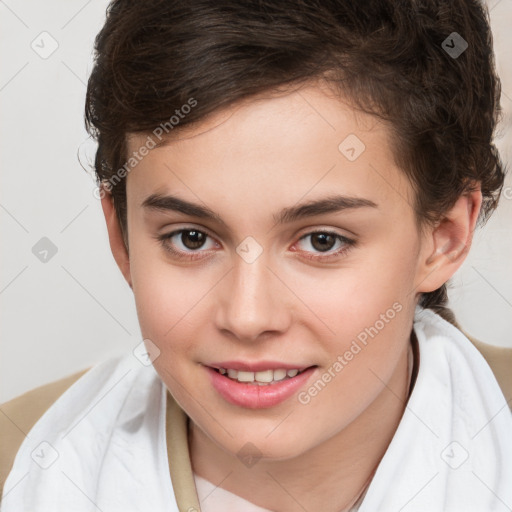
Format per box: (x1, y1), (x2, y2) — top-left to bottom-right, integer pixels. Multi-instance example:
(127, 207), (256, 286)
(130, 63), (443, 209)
(142, 193), (378, 226)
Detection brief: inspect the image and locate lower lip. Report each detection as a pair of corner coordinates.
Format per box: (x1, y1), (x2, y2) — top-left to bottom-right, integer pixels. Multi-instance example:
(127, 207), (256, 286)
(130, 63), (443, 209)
(205, 366), (317, 409)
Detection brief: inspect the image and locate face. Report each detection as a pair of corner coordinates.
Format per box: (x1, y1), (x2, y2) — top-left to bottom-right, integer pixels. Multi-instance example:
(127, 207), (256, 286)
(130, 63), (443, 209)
(120, 82), (434, 460)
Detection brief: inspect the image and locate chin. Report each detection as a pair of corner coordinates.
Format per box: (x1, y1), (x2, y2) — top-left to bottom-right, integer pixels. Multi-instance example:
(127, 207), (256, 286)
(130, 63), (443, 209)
(217, 425), (315, 462)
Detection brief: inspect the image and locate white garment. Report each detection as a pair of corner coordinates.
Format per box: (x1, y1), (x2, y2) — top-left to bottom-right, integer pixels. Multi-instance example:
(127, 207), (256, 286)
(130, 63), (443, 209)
(2, 306), (512, 512)
(194, 473), (273, 511)
(358, 307), (512, 512)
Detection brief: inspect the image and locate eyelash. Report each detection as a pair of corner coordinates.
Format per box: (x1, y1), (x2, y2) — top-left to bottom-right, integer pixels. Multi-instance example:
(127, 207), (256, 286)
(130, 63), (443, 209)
(155, 227), (356, 262)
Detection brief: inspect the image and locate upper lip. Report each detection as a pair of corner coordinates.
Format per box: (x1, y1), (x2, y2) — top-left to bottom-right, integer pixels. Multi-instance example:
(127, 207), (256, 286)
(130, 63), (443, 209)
(206, 360), (315, 372)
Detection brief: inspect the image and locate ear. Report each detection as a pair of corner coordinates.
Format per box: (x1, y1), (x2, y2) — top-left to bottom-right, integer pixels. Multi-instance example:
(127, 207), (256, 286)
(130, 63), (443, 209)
(415, 186), (482, 294)
(100, 185), (132, 289)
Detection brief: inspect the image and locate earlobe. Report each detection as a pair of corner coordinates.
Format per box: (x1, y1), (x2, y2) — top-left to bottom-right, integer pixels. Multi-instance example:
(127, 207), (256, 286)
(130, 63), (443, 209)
(100, 186), (132, 288)
(415, 187), (482, 294)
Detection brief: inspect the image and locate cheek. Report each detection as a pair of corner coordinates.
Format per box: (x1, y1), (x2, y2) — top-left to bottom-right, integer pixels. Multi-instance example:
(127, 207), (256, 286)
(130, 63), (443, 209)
(130, 257), (207, 402)
(292, 302), (412, 441)
(285, 242), (416, 409)
(287, 238), (417, 338)
(130, 247), (203, 349)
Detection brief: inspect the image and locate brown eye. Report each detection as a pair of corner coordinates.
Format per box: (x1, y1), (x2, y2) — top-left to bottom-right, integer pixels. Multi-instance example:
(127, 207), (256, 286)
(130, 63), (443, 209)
(180, 230), (207, 250)
(157, 227), (217, 260)
(309, 232), (337, 252)
(295, 231), (356, 261)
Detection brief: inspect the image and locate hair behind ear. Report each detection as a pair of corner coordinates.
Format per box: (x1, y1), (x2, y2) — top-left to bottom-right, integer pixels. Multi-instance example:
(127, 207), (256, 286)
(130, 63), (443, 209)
(419, 285), (460, 329)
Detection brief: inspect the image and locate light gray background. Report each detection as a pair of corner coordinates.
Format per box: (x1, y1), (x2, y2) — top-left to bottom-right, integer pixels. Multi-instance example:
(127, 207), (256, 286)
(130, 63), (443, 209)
(1, 0), (511, 403)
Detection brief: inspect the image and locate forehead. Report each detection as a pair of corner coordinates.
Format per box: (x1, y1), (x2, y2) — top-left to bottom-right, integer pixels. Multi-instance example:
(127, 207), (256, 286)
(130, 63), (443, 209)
(124, 82), (414, 218)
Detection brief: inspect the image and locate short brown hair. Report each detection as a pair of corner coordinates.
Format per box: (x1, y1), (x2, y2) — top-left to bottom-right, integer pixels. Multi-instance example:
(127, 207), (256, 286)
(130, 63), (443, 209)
(85, 0), (505, 324)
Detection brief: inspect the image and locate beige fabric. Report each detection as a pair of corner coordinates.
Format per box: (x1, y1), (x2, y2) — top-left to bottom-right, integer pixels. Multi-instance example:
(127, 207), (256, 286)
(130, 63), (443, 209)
(1, 332), (511, 508)
(462, 332), (512, 406)
(165, 392), (201, 512)
(0, 368), (90, 500)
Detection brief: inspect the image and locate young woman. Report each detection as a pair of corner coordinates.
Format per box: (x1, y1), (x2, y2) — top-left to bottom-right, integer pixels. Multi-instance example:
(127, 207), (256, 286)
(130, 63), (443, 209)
(2, 1), (511, 511)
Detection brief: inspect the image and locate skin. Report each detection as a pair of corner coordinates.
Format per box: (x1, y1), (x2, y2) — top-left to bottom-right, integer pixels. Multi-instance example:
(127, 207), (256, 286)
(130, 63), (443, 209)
(101, 81), (481, 512)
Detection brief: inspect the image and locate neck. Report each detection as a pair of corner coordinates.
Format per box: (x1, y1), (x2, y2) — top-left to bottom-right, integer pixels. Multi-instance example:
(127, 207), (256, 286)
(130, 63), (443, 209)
(189, 339), (414, 512)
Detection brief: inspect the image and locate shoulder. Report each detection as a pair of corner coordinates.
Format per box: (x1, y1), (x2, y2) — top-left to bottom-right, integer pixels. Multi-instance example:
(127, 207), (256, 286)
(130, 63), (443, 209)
(463, 332), (512, 407)
(414, 307), (512, 408)
(0, 368), (91, 497)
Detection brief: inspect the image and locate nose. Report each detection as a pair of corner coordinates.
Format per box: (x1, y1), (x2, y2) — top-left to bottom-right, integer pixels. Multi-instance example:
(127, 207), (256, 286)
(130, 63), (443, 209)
(215, 253), (290, 343)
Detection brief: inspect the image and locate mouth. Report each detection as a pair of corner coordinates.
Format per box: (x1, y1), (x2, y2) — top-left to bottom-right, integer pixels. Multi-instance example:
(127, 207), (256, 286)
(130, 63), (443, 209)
(205, 363), (318, 409)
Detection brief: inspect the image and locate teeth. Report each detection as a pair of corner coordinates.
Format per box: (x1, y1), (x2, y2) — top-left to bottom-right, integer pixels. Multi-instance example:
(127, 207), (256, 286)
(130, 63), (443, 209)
(217, 367), (304, 384)
(255, 369), (273, 383)
(273, 369), (287, 381)
(237, 371), (254, 382)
